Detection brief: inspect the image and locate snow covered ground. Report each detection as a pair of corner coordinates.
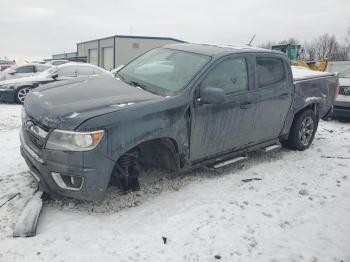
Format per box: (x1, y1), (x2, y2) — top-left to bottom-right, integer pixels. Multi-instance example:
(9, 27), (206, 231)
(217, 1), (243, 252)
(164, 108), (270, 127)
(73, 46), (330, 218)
(0, 103), (349, 262)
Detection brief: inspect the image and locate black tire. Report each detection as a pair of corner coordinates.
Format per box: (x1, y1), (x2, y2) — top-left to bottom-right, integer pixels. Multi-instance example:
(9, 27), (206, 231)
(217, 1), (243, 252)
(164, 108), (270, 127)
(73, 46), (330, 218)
(286, 109), (318, 151)
(15, 86), (32, 104)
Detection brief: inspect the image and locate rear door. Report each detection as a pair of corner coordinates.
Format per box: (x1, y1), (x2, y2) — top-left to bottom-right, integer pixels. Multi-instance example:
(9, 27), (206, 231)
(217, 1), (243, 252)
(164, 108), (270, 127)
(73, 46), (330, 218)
(250, 55), (293, 143)
(190, 55), (258, 161)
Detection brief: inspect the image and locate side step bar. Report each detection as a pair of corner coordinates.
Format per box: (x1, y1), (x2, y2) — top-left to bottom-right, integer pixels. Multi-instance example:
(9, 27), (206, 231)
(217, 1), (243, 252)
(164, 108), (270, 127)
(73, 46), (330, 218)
(211, 142), (282, 169)
(262, 143), (281, 152)
(213, 156), (248, 169)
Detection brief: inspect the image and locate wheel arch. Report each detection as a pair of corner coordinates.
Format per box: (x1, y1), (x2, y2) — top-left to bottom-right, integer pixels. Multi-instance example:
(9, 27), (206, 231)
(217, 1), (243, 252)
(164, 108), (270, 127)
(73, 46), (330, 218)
(280, 102), (320, 141)
(113, 136), (181, 173)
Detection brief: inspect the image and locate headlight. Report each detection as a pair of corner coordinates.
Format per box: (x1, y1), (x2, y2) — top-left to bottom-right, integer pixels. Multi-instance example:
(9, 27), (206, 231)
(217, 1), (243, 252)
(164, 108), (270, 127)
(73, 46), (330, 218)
(21, 107), (27, 122)
(0, 84), (13, 89)
(46, 129), (105, 151)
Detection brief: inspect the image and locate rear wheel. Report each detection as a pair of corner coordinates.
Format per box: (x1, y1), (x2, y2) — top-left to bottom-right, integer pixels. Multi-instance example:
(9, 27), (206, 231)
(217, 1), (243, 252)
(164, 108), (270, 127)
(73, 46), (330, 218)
(286, 109), (318, 150)
(15, 87), (32, 104)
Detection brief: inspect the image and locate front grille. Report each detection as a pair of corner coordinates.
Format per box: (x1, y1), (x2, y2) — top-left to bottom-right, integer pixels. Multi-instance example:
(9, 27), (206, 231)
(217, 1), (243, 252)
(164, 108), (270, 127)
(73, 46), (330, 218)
(339, 86), (350, 96)
(26, 131), (45, 149)
(23, 116), (50, 151)
(30, 118), (50, 132)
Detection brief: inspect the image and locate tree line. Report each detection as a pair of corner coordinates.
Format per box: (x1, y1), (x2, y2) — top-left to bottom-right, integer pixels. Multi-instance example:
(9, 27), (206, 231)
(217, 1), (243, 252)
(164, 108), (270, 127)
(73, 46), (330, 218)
(258, 27), (350, 61)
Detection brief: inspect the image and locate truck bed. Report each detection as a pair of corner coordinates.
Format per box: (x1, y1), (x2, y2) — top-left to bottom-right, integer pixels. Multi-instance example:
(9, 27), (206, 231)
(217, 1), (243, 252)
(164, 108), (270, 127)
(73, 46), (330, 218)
(291, 66), (338, 118)
(292, 66), (335, 81)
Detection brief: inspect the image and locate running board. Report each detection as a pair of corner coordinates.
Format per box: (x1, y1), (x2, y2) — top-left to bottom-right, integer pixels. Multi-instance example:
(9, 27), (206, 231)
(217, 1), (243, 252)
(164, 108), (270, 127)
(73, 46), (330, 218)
(262, 143), (281, 152)
(213, 156), (248, 169)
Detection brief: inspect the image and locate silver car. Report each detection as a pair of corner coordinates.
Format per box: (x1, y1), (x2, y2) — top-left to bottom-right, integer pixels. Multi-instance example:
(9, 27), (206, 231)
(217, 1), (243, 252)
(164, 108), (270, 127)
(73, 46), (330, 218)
(332, 66), (350, 118)
(0, 63), (52, 81)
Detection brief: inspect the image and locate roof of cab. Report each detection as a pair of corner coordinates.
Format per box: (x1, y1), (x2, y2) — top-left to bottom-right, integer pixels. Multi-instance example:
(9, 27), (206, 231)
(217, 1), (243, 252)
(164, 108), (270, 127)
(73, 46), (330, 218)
(164, 43), (284, 57)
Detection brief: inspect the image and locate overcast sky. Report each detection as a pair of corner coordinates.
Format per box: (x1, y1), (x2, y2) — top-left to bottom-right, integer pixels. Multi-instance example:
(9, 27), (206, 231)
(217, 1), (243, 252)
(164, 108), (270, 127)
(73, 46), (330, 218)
(1, 0), (349, 62)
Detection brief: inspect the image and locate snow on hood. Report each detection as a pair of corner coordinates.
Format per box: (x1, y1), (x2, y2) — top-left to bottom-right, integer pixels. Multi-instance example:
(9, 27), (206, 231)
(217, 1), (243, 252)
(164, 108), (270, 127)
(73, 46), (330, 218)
(24, 75), (163, 129)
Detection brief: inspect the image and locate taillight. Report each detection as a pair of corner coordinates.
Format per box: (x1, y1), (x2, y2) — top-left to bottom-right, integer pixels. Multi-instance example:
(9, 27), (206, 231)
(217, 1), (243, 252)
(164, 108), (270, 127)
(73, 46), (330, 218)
(334, 80), (340, 103)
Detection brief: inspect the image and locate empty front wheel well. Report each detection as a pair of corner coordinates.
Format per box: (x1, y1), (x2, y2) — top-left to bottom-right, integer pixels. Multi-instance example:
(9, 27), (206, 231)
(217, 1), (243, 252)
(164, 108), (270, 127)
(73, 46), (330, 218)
(115, 138), (180, 174)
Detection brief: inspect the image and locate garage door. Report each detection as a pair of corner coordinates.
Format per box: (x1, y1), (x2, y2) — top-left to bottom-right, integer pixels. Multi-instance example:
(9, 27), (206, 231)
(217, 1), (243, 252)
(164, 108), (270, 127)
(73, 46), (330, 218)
(88, 49), (98, 66)
(102, 47), (113, 70)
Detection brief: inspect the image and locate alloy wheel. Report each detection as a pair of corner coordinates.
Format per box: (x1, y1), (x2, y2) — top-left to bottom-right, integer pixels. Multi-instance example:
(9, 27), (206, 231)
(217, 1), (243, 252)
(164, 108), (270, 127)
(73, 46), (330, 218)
(298, 116), (314, 146)
(17, 88), (31, 103)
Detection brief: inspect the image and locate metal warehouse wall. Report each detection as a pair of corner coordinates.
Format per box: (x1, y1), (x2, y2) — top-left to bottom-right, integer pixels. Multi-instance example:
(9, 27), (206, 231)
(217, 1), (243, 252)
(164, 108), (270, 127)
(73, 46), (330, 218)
(52, 52), (78, 59)
(115, 38), (178, 67)
(77, 40), (99, 65)
(77, 36), (183, 70)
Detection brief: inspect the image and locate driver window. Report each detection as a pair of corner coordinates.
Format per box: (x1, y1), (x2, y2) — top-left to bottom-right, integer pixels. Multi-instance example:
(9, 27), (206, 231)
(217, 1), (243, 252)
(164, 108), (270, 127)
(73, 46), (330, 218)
(201, 58), (248, 94)
(57, 66), (77, 77)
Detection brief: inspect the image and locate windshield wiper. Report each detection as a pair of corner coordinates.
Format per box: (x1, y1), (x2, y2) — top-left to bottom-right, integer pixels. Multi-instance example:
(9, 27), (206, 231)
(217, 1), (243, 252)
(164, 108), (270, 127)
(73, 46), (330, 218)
(128, 80), (148, 89)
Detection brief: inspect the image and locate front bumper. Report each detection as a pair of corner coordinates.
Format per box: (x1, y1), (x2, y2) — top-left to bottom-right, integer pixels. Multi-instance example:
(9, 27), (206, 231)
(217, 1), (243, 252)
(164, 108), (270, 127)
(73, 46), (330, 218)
(20, 129), (115, 201)
(0, 88), (15, 103)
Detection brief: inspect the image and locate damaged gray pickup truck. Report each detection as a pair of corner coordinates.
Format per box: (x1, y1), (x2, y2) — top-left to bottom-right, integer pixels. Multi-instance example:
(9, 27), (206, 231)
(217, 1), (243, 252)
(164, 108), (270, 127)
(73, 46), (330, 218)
(20, 43), (338, 200)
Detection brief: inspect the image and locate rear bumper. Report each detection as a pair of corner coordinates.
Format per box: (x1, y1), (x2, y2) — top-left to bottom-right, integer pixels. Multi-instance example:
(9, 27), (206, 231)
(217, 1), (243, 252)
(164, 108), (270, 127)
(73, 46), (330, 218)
(20, 129), (115, 201)
(0, 89), (15, 103)
(329, 95), (350, 118)
(329, 106), (350, 118)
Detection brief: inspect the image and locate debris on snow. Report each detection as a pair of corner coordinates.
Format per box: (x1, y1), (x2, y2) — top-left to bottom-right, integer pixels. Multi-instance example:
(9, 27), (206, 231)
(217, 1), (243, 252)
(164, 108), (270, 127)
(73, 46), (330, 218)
(13, 191), (43, 238)
(241, 178), (262, 183)
(0, 193), (20, 208)
(299, 189), (310, 196)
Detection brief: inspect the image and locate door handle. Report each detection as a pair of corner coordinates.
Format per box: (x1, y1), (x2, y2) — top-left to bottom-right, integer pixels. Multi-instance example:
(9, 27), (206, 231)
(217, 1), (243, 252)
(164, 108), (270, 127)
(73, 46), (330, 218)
(240, 101), (252, 109)
(279, 93), (289, 99)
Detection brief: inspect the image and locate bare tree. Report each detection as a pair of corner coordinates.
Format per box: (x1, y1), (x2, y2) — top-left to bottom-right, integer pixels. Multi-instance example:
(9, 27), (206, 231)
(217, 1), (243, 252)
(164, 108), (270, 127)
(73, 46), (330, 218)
(258, 30), (350, 61)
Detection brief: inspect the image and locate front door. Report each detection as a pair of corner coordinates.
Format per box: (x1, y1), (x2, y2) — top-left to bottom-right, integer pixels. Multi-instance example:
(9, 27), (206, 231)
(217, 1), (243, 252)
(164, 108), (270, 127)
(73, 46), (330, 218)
(190, 56), (257, 161)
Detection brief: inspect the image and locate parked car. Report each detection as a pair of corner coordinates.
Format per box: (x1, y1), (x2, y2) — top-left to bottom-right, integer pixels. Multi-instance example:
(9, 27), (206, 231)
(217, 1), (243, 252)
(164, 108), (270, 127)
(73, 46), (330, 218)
(0, 63), (111, 104)
(45, 60), (69, 66)
(329, 66), (350, 118)
(0, 63), (52, 81)
(0, 59), (15, 71)
(20, 43), (337, 201)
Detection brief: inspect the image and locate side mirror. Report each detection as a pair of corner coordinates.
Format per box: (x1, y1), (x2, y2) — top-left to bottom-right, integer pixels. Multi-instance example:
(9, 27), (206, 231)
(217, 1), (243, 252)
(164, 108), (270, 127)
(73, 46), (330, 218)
(112, 65), (125, 78)
(51, 73), (58, 80)
(200, 87), (226, 104)
(115, 65), (124, 71)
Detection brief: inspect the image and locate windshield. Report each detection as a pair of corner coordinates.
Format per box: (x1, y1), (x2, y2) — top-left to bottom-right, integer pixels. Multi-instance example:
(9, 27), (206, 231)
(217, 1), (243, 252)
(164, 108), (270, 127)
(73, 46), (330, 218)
(117, 48), (210, 96)
(3, 65), (18, 72)
(338, 66), (350, 78)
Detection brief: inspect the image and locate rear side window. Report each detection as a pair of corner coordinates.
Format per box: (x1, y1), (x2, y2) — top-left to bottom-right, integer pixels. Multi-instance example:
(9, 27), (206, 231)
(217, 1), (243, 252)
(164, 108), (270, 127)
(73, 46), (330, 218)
(256, 57), (285, 87)
(57, 66), (77, 77)
(36, 64), (51, 72)
(77, 66), (94, 75)
(201, 58), (248, 94)
(16, 65), (35, 73)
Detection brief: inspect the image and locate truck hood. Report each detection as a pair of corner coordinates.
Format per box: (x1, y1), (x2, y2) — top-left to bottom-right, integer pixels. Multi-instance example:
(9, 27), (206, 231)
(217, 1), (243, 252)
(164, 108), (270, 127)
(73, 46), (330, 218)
(24, 75), (163, 129)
